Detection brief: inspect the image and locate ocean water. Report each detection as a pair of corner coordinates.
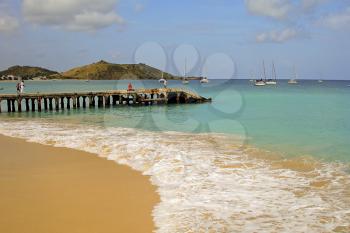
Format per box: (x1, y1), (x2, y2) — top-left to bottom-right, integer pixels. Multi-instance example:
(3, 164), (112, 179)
(0, 79), (349, 232)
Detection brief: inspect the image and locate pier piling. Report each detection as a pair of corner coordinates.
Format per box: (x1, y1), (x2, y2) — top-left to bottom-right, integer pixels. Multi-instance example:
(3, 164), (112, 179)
(31, 99), (36, 112)
(55, 98), (59, 111)
(25, 99), (29, 112)
(37, 97), (42, 112)
(7, 99), (11, 112)
(49, 98), (53, 111)
(67, 97), (71, 110)
(73, 96), (77, 109)
(17, 98), (22, 112)
(44, 98), (48, 111)
(11, 99), (15, 112)
(60, 97), (64, 109)
(89, 96), (95, 108)
(83, 97), (87, 108)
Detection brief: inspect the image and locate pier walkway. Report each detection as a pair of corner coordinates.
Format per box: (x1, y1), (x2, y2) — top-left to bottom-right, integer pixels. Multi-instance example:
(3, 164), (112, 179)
(0, 88), (211, 113)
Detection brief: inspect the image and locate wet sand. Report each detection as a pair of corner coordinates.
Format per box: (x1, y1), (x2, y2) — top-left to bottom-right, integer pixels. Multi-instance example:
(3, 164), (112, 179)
(0, 135), (159, 233)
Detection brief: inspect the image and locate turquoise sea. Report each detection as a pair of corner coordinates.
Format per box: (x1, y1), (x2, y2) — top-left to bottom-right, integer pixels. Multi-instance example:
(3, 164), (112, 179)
(1, 79), (350, 161)
(0, 79), (350, 232)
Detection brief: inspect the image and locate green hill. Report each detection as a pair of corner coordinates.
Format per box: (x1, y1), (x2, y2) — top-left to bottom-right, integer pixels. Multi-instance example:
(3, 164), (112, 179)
(61, 60), (180, 80)
(0, 65), (58, 79)
(0, 61), (187, 81)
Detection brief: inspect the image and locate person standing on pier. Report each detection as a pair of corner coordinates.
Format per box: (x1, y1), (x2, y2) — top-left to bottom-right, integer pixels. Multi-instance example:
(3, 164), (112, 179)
(16, 82), (20, 94)
(128, 83), (134, 91)
(19, 80), (25, 93)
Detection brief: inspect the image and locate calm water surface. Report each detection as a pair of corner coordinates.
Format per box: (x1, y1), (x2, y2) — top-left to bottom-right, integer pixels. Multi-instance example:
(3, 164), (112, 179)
(1, 79), (349, 161)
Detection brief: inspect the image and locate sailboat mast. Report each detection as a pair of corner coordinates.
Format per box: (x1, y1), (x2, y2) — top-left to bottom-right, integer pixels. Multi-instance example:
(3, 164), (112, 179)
(272, 62), (277, 80)
(263, 60), (266, 81)
(294, 65), (297, 80)
(184, 57), (187, 78)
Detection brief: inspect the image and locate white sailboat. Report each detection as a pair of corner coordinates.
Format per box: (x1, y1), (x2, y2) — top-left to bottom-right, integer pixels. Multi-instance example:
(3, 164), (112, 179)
(182, 58), (189, 84)
(159, 71), (166, 83)
(85, 72), (90, 82)
(200, 77), (209, 83)
(255, 79), (266, 86)
(199, 63), (209, 83)
(255, 61), (266, 86)
(288, 66), (298, 84)
(266, 62), (277, 85)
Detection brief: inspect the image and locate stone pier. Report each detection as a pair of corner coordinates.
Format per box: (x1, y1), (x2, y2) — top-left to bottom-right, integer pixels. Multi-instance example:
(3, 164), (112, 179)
(0, 88), (211, 113)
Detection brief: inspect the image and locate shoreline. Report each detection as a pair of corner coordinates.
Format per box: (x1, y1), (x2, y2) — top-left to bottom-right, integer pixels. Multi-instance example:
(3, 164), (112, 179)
(1, 120), (350, 232)
(0, 134), (159, 233)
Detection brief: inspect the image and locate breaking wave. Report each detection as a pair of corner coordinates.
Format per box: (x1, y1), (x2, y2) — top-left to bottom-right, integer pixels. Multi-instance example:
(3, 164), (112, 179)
(0, 119), (349, 233)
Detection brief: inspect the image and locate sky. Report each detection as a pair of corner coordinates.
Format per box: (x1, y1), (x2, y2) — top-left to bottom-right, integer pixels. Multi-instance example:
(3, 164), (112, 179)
(0, 0), (350, 80)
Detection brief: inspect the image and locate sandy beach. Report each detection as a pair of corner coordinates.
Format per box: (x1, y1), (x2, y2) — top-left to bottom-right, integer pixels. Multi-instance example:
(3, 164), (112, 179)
(0, 135), (159, 233)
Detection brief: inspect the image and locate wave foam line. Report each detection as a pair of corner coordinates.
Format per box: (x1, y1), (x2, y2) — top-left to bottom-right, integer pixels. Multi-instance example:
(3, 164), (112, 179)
(0, 120), (349, 233)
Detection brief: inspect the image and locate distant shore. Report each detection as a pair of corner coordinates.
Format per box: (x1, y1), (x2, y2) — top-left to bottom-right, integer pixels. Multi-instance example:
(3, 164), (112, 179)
(0, 61), (205, 81)
(0, 135), (159, 233)
(0, 77), (203, 82)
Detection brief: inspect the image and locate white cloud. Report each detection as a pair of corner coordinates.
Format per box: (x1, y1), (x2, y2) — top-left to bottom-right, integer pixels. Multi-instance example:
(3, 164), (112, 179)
(22, 0), (124, 31)
(0, 15), (19, 33)
(66, 11), (123, 31)
(320, 7), (350, 30)
(301, 0), (328, 11)
(245, 0), (292, 20)
(256, 28), (299, 43)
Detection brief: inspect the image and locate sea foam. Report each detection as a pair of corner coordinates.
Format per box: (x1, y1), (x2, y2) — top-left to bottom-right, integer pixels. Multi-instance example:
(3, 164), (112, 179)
(0, 119), (349, 233)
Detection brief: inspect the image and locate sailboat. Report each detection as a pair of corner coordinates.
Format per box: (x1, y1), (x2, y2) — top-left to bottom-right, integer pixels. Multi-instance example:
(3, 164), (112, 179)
(255, 61), (266, 86)
(200, 63), (209, 83)
(288, 66), (298, 84)
(85, 72), (90, 82)
(200, 77), (209, 83)
(159, 71), (166, 83)
(255, 79), (266, 86)
(182, 58), (189, 84)
(266, 62), (277, 85)
(288, 79), (298, 84)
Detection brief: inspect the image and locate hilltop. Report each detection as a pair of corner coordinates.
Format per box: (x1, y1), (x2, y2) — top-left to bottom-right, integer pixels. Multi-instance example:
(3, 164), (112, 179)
(0, 65), (58, 80)
(61, 60), (180, 80)
(0, 61), (190, 81)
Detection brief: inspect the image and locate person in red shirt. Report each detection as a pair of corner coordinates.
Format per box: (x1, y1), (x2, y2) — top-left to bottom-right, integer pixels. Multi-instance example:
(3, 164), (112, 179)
(127, 83), (134, 91)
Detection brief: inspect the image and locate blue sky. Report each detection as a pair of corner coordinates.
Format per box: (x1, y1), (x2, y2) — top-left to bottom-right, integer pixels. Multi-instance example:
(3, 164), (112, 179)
(0, 0), (350, 79)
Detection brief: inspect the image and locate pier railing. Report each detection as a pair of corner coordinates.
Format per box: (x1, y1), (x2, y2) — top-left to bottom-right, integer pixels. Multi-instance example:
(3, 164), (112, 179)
(0, 88), (211, 113)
